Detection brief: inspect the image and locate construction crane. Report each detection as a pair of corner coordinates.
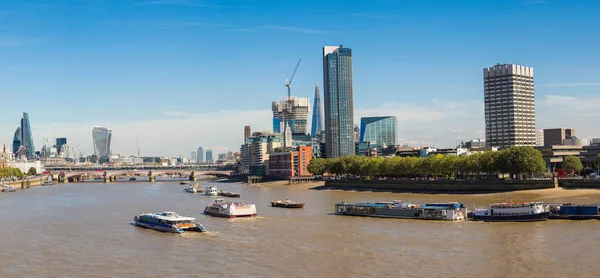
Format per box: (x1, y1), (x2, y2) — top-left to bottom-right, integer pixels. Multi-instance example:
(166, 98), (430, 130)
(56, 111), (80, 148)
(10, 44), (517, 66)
(135, 139), (140, 157)
(284, 59), (302, 98)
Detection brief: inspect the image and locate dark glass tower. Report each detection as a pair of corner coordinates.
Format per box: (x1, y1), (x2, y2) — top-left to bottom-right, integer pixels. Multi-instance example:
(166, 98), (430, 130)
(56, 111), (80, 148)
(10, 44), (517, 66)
(56, 138), (67, 154)
(323, 45), (354, 158)
(12, 127), (21, 154)
(20, 112), (36, 157)
(311, 84), (323, 139)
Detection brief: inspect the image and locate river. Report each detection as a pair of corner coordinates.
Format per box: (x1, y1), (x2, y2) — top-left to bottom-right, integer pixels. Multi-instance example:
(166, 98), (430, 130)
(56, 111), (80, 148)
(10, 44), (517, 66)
(1, 180), (599, 277)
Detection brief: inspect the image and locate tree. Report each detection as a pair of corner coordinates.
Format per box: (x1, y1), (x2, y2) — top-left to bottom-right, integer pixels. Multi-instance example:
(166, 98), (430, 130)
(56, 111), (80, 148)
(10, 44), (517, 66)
(307, 158), (326, 175)
(497, 146), (546, 179)
(562, 155), (583, 174)
(27, 167), (37, 176)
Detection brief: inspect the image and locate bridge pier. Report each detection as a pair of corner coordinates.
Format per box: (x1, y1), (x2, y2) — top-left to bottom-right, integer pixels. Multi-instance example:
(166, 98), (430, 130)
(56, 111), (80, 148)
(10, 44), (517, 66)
(149, 176), (155, 182)
(104, 176), (111, 183)
(189, 175), (196, 181)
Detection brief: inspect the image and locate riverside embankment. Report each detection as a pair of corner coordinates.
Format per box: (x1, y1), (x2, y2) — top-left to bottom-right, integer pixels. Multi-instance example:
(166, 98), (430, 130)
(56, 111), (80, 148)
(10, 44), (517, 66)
(322, 179), (558, 193)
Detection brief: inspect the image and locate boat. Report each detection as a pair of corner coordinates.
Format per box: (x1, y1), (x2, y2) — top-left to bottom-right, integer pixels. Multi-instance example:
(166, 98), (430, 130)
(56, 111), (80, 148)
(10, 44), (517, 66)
(180, 181), (190, 185)
(184, 183), (204, 193)
(470, 202), (549, 222)
(203, 199), (257, 218)
(133, 212), (206, 233)
(548, 204), (600, 220)
(219, 191), (241, 198)
(1, 185), (16, 192)
(205, 185), (218, 196)
(42, 180), (54, 186)
(271, 199), (305, 208)
(335, 201), (466, 221)
(129, 177), (136, 181)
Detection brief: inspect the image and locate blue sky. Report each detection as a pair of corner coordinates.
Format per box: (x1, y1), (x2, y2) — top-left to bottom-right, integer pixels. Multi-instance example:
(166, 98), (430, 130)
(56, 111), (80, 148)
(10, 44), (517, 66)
(1, 0), (599, 156)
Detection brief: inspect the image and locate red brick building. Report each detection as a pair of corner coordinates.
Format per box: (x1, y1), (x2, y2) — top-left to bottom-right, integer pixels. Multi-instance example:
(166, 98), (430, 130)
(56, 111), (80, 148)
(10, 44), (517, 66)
(267, 146), (312, 178)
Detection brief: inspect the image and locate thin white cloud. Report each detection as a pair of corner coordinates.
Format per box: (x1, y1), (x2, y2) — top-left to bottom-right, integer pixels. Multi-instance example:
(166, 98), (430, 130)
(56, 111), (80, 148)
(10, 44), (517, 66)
(258, 25), (330, 34)
(0, 38), (29, 47)
(540, 82), (600, 87)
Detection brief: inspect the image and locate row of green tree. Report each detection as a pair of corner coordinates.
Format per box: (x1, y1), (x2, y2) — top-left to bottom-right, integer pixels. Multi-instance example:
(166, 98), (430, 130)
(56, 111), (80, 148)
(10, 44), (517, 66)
(0, 167), (25, 179)
(307, 146), (552, 179)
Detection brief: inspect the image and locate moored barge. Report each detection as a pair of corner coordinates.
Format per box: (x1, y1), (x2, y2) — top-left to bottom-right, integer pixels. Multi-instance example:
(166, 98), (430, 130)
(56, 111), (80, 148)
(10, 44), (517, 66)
(334, 201), (466, 221)
(470, 202), (549, 222)
(548, 204), (600, 220)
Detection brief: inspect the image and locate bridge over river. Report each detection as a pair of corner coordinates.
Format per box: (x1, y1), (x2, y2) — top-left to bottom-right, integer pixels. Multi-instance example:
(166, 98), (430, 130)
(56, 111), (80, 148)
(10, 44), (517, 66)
(49, 169), (232, 183)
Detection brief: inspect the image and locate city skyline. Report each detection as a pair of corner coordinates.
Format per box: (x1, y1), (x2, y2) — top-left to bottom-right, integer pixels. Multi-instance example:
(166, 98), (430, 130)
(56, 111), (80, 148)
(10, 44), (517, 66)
(1, 0), (599, 156)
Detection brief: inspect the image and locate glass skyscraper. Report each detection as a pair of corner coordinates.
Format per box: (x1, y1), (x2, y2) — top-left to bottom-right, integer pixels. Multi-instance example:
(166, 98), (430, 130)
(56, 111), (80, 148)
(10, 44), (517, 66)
(92, 126), (112, 157)
(12, 127), (21, 155)
(196, 146), (204, 162)
(206, 150), (213, 163)
(323, 45), (354, 158)
(311, 84), (323, 139)
(359, 116), (397, 146)
(20, 112), (36, 157)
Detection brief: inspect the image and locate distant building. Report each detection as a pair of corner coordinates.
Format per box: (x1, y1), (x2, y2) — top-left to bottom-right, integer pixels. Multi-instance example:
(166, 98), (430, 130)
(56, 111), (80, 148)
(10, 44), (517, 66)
(191, 150), (197, 163)
(240, 132), (283, 175)
(244, 126), (251, 142)
(310, 84), (323, 139)
(196, 146), (204, 163)
(92, 126), (112, 157)
(359, 116), (397, 146)
(56, 138), (67, 154)
(20, 113), (36, 157)
(544, 128), (575, 146)
(226, 151), (234, 160)
(591, 138), (600, 146)
(205, 150), (213, 163)
(272, 96), (310, 134)
(323, 45), (354, 158)
(268, 146), (313, 178)
(12, 127), (21, 155)
(484, 64), (535, 148)
(465, 139), (485, 149)
(564, 136), (588, 146)
(535, 130), (544, 146)
(354, 124), (360, 142)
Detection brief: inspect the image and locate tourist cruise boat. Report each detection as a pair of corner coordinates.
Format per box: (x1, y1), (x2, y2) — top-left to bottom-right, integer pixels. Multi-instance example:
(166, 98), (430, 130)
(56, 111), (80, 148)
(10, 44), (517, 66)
(133, 212), (206, 233)
(471, 202), (549, 222)
(203, 199), (257, 218)
(205, 185), (218, 196)
(335, 201), (467, 221)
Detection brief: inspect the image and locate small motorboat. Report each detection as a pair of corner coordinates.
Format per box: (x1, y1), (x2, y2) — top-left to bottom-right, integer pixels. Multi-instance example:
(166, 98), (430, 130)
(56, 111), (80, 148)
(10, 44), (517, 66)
(2, 186), (16, 192)
(205, 185), (218, 196)
(185, 183), (204, 193)
(129, 177), (137, 181)
(180, 181), (190, 185)
(271, 199), (305, 209)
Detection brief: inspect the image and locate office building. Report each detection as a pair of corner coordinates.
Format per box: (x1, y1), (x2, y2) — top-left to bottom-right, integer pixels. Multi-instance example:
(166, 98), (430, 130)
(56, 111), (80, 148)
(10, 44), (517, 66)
(191, 150), (197, 163)
(272, 96), (310, 134)
(92, 126), (112, 157)
(359, 116), (397, 147)
(535, 129), (544, 147)
(12, 127), (21, 155)
(206, 150), (213, 163)
(240, 132), (283, 175)
(196, 146), (204, 163)
(267, 146), (313, 178)
(484, 64), (535, 148)
(465, 139), (486, 149)
(244, 126), (251, 142)
(544, 128), (575, 146)
(323, 45), (354, 158)
(20, 112), (36, 157)
(56, 138), (67, 154)
(310, 84), (323, 138)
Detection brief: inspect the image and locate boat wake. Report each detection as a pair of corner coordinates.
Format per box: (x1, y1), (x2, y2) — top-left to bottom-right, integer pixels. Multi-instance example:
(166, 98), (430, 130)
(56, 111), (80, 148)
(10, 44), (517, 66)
(182, 231), (220, 238)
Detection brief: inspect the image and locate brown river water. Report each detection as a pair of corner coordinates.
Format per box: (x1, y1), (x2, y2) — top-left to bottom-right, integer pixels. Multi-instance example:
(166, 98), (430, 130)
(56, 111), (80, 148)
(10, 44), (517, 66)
(1, 179), (600, 277)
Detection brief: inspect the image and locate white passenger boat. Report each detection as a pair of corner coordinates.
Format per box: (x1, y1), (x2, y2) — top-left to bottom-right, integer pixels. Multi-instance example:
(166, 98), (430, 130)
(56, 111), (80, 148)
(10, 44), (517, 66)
(205, 185), (218, 196)
(203, 199), (257, 218)
(133, 212), (206, 233)
(471, 202), (549, 222)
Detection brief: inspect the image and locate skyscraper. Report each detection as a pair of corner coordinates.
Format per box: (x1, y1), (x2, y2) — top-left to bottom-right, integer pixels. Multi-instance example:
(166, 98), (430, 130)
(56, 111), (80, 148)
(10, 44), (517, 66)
(271, 96), (310, 134)
(206, 150), (213, 163)
(359, 116), (397, 146)
(92, 126), (112, 157)
(191, 150), (197, 163)
(56, 138), (67, 154)
(12, 127), (21, 154)
(311, 84), (323, 139)
(484, 63), (535, 148)
(323, 45), (354, 158)
(244, 126), (251, 142)
(20, 112), (36, 157)
(197, 146), (204, 163)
